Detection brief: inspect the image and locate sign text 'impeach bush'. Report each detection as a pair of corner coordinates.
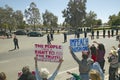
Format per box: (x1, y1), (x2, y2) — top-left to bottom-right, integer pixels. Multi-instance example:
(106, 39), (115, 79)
(70, 38), (88, 52)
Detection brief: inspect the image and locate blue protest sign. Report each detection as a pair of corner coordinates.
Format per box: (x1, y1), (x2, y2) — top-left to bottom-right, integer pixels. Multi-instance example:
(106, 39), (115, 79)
(70, 38), (89, 52)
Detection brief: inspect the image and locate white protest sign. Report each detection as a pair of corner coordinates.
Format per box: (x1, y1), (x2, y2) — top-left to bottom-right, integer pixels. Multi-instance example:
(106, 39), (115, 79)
(34, 44), (63, 62)
(70, 38), (89, 52)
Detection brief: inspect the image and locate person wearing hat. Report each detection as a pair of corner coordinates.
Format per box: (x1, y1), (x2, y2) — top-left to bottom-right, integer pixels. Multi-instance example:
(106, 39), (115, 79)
(112, 44), (120, 64)
(89, 69), (101, 80)
(108, 49), (119, 80)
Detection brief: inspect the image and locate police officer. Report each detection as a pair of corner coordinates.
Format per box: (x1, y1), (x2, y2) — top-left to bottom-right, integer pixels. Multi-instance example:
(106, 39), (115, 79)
(13, 36), (19, 49)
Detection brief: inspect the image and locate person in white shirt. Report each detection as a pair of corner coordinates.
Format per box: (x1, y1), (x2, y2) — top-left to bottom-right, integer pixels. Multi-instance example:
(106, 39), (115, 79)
(34, 57), (63, 80)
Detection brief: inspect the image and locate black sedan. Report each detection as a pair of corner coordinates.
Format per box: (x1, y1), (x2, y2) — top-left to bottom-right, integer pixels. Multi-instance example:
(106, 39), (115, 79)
(14, 30), (26, 35)
(27, 31), (43, 37)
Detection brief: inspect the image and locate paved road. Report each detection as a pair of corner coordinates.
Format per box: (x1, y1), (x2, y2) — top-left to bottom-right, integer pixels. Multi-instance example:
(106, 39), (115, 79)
(0, 32), (119, 80)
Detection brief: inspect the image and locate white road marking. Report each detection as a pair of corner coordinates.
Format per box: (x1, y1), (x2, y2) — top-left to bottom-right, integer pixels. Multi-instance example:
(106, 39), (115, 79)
(49, 67), (78, 77)
(58, 67), (78, 75)
(0, 60), (9, 63)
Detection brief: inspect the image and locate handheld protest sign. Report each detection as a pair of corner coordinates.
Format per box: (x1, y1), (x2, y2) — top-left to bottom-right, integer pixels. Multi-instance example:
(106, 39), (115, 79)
(34, 44), (63, 62)
(70, 38), (89, 52)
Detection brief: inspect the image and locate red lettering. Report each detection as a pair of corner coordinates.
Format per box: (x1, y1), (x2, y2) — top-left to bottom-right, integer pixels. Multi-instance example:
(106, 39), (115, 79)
(35, 50), (48, 55)
(35, 44), (37, 48)
(35, 50), (37, 54)
(35, 44), (43, 48)
(59, 45), (61, 49)
(45, 45), (61, 49)
(45, 45), (49, 48)
(46, 55), (60, 60)
(49, 51), (55, 55)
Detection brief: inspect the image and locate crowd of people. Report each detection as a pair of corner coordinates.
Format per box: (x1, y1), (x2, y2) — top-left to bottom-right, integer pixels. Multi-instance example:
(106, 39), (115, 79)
(1, 28), (120, 80)
(90, 29), (118, 40)
(69, 41), (105, 80)
(46, 28), (119, 45)
(16, 57), (64, 80)
(2, 42), (120, 80)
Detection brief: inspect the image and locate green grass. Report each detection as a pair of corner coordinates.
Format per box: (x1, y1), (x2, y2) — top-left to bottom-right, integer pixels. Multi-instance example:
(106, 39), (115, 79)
(93, 26), (120, 30)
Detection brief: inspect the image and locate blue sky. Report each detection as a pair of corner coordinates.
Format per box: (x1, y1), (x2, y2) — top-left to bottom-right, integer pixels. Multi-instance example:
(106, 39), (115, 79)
(0, 0), (120, 24)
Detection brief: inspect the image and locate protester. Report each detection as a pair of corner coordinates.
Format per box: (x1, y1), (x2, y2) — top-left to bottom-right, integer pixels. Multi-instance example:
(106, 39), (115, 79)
(76, 31), (80, 38)
(0, 72), (7, 80)
(117, 44), (120, 63)
(80, 28), (83, 33)
(90, 44), (97, 62)
(116, 35), (120, 41)
(34, 57), (63, 80)
(111, 29), (114, 37)
(84, 31), (87, 38)
(108, 30), (110, 38)
(91, 61), (104, 80)
(103, 29), (106, 38)
(13, 35), (19, 50)
(18, 66), (36, 80)
(63, 32), (67, 43)
(87, 44), (91, 58)
(108, 49), (119, 80)
(112, 44), (120, 63)
(74, 30), (77, 38)
(47, 34), (51, 44)
(96, 30), (99, 39)
(50, 32), (53, 41)
(116, 28), (118, 35)
(93, 41), (106, 72)
(89, 69), (101, 80)
(66, 71), (81, 80)
(91, 30), (94, 40)
(69, 47), (93, 80)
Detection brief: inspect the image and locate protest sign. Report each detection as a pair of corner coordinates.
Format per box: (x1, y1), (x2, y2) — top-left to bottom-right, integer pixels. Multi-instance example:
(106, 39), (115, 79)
(34, 44), (63, 62)
(70, 38), (88, 52)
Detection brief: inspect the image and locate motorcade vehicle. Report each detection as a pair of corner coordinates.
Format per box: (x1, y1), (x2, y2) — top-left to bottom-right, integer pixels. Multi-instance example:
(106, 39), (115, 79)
(14, 30), (26, 35)
(27, 31), (43, 37)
